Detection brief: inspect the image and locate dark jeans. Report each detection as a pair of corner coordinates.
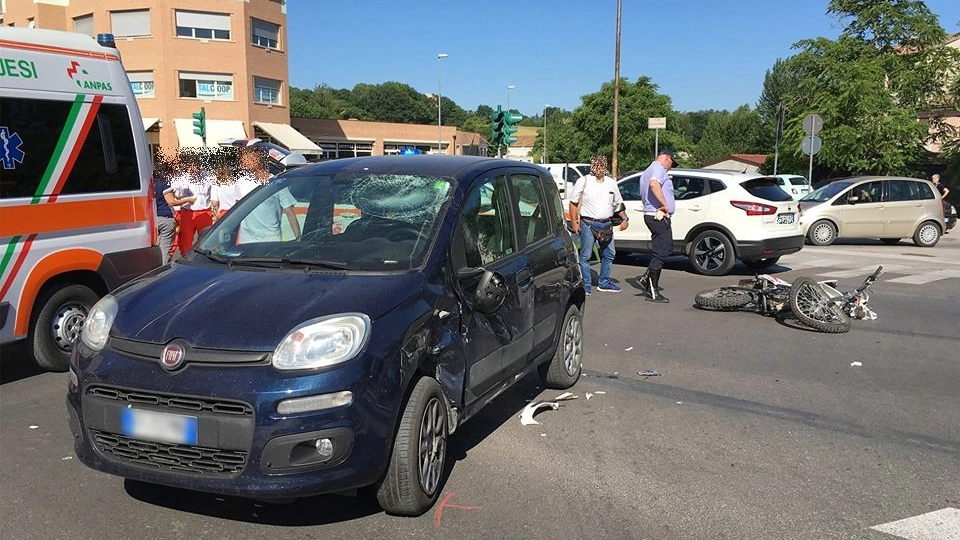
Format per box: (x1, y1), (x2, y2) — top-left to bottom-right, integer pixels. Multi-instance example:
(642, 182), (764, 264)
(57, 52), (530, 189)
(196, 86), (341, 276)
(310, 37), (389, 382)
(643, 214), (672, 272)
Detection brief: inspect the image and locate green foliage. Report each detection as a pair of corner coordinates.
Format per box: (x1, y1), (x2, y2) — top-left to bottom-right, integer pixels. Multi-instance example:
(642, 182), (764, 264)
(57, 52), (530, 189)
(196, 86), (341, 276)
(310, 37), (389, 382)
(692, 106), (763, 165)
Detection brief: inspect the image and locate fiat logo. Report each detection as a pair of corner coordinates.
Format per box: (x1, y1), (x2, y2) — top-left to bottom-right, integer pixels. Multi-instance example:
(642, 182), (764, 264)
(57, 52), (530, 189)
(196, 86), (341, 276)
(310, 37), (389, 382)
(161, 343), (185, 370)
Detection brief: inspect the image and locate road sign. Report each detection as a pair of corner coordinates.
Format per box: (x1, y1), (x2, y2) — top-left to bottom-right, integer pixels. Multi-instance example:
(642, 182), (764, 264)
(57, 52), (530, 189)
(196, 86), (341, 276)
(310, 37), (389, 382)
(802, 113), (823, 135)
(802, 135), (822, 156)
(648, 117), (666, 130)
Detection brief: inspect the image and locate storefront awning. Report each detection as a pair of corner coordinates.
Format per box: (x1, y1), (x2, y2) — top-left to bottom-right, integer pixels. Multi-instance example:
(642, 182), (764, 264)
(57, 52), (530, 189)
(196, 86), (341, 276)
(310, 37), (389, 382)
(253, 121), (323, 155)
(142, 117), (159, 131)
(174, 118), (247, 147)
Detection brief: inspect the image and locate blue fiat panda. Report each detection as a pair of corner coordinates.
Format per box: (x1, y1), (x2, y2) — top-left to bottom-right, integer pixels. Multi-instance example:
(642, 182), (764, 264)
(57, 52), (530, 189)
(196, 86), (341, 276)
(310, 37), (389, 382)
(67, 155), (585, 516)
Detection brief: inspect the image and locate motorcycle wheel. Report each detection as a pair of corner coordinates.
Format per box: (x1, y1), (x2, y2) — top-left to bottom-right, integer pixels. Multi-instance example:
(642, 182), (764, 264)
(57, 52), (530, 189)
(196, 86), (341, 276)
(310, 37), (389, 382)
(694, 287), (754, 310)
(789, 277), (851, 333)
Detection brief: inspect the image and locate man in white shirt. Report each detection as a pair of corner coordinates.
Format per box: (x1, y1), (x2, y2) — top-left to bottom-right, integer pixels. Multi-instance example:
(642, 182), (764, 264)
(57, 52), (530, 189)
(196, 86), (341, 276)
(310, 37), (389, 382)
(567, 155), (629, 295)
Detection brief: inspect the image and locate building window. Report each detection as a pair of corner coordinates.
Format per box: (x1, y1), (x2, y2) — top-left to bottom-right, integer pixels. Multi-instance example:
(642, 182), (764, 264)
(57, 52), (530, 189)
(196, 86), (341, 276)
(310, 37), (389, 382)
(313, 141), (373, 160)
(128, 71), (154, 98)
(175, 10), (230, 40)
(178, 72), (233, 100)
(251, 18), (280, 50)
(110, 10), (150, 38)
(74, 14), (94, 36)
(253, 77), (281, 105)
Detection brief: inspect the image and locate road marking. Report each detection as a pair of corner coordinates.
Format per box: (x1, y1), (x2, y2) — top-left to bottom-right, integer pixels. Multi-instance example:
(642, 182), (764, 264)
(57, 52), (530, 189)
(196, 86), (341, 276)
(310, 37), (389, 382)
(870, 507), (960, 540)
(884, 269), (960, 284)
(816, 264), (906, 279)
(779, 257), (846, 270)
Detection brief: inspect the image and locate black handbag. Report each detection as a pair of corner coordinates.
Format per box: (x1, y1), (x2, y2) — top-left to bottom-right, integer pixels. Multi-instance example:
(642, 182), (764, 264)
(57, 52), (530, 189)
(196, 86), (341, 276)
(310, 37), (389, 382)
(609, 203), (626, 226)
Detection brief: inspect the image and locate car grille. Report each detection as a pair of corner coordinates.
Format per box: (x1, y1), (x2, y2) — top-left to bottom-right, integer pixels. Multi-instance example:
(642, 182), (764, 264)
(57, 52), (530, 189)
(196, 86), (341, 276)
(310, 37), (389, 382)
(85, 385), (254, 476)
(91, 430), (247, 474)
(87, 386), (253, 416)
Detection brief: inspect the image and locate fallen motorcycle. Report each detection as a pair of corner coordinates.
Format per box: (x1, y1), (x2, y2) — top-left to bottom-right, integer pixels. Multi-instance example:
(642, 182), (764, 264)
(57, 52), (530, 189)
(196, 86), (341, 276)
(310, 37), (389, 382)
(694, 266), (884, 333)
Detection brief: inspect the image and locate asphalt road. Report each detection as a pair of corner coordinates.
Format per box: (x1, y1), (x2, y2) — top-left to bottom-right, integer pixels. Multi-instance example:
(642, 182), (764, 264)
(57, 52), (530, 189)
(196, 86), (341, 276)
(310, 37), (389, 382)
(2, 235), (958, 540)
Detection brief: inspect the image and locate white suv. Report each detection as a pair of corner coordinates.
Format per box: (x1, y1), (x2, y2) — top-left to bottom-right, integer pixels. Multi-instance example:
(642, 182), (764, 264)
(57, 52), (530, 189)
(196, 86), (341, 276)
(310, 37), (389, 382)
(616, 169), (805, 275)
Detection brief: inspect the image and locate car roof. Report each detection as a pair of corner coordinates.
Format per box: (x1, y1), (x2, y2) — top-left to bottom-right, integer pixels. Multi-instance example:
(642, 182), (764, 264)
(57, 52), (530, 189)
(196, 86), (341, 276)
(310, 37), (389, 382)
(280, 155), (544, 187)
(618, 168), (771, 182)
(821, 175), (928, 185)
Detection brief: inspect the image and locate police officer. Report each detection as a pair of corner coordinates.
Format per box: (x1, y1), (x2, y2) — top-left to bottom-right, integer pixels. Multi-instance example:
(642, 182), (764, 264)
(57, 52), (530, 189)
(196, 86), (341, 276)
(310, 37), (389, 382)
(637, 149), (677, 303)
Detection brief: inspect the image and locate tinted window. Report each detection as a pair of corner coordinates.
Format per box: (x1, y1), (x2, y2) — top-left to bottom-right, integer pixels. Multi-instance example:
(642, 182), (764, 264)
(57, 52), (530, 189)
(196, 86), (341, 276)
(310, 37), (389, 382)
(888, 179), (934, 202)
(456, 176), (517, 267)
(741, 178), (792, 201)
(674, 176), (706, 200)
(1, 98), (141, 199)
(789, 177), (809, 186)
(618, 177), (642, 201)
(511, 174), (552, 246)
(708, 179), (726, 194)
(840, 181), (883, 204)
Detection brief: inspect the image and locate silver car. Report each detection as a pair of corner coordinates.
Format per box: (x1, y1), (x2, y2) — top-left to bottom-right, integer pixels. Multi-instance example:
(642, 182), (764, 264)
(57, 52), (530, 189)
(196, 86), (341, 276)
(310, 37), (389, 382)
(798, 176), (945, 247)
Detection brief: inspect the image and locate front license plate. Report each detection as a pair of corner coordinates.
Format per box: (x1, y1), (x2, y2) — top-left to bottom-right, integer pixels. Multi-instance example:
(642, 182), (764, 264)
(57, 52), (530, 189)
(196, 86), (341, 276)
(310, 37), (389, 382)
(777, 213), (795, 224)
(121, 407), (198, 445)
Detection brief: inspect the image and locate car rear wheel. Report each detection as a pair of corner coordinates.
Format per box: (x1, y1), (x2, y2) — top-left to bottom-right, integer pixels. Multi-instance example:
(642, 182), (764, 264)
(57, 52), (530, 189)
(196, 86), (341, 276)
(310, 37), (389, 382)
(689, 230), (735, 276)
(376, 377), (448, 516)
(29, 284), (99, 372)
(539, 304), (583, 389)
(912, 221), (941, 247)
(807, 220), (837, 246)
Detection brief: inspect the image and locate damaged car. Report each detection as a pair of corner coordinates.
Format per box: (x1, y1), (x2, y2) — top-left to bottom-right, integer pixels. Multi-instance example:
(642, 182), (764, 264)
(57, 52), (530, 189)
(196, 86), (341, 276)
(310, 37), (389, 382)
(66, 155), (585, 516)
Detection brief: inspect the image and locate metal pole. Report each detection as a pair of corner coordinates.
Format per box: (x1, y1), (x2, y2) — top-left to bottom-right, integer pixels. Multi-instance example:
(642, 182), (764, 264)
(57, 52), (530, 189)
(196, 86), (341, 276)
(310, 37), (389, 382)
(612, 0), (622, 177)
(543, 105), (548, 164)
(807, 135), (814, 186)
(654, 129), (659, 158)
(437, 53), (448, 154)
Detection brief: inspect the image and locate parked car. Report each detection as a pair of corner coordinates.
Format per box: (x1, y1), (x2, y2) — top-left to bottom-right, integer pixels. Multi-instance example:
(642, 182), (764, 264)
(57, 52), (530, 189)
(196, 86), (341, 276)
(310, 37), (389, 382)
(218, 137), (309, 175)
(774, 174), (812, 201)
(614, 169), (805, 275)
(67, 156), (586, 516)
(943, 201), (957, 231)
(798, 176), (945, 247)
(540, 162), (590, 196)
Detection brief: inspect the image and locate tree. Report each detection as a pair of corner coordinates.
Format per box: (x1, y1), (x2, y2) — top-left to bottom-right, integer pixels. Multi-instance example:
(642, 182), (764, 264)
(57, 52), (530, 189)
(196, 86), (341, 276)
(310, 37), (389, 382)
(350, 82), (435, 124)
(694, 106), (763, 165)
(573, 77), (684, 173)
(756, 58), (804, 157)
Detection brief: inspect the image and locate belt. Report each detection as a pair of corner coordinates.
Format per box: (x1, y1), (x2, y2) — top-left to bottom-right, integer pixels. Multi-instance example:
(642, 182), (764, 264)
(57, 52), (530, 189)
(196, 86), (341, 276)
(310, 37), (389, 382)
(580, 215), (611, 222)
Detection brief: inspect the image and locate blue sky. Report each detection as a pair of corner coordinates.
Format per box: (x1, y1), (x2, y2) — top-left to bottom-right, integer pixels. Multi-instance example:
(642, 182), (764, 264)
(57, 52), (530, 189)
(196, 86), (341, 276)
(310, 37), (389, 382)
(287, 1), (960, 117)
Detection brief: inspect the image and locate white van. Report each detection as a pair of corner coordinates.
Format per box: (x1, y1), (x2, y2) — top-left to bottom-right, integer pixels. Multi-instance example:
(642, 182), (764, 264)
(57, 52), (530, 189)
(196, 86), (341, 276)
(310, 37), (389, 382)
(0, 28), (160, 371)
(540, 163), (590, 197)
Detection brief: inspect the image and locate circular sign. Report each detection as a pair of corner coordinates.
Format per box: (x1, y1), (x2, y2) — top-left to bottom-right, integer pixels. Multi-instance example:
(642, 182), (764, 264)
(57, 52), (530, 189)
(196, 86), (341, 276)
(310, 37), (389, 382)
(801, 135), (822, 156)
(802, 113), (823, 135)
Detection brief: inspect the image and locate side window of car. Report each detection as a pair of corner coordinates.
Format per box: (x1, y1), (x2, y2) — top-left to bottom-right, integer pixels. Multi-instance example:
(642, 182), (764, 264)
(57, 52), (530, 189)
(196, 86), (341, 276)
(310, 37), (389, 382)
(619, 178), (642, 201)
(708, 179), (726, 194)
(674, 177), (706, 200)
(454, 176), (517, 268)
(511, 173), (552, 247)
(885, 180), (917, 202)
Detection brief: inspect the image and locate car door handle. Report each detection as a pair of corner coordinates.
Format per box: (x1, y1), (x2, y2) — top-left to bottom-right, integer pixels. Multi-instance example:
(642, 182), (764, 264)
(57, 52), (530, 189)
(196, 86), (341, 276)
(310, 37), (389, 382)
(517, 268), (532, 290)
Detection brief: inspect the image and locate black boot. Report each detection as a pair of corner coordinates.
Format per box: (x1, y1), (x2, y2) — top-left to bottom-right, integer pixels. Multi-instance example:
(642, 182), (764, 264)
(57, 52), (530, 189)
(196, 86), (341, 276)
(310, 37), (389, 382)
(637, 270), (651, 296)
(646, 268), (669, 303)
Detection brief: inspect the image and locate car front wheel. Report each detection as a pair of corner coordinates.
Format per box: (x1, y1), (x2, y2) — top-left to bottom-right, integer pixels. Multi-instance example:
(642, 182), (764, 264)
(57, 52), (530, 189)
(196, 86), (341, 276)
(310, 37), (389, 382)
(807, 220), (837, 246)
(376, 377), (448, 516)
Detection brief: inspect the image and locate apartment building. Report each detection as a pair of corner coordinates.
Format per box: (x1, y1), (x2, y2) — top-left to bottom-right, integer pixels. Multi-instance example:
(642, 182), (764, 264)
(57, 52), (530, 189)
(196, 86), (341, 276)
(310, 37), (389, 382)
(1, 0), (322, 157)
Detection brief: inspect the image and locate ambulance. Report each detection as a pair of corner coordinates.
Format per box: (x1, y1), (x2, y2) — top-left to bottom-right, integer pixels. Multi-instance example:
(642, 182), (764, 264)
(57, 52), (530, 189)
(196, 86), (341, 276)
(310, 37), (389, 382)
(0, 28), (161, 371)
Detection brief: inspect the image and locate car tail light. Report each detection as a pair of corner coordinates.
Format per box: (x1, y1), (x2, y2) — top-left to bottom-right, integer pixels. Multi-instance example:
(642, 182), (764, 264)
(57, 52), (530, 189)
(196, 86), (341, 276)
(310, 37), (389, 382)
(730, 200), (777, 215)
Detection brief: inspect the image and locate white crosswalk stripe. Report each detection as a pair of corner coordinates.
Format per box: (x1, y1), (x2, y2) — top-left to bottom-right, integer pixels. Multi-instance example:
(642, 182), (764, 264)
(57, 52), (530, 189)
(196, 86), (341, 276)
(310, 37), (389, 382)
(815, 264), (904, 279)
(884, 268), (960, 284)
(870, 507), (960, 540)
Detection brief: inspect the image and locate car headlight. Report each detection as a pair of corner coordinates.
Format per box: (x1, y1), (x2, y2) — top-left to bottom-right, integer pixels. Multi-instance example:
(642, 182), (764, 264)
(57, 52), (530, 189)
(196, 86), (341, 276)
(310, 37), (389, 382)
(81, 294), (118, 351)
(273, 313), (370, 370)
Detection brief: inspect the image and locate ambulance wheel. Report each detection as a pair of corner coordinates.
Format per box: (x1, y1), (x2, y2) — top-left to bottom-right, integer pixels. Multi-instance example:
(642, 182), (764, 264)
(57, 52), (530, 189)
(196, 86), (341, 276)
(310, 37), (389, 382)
(29, 284), (99, 372)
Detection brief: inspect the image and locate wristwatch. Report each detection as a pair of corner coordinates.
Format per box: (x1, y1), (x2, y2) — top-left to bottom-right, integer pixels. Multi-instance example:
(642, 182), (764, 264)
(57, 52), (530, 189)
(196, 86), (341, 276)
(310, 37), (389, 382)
(622, 216), (629, 222)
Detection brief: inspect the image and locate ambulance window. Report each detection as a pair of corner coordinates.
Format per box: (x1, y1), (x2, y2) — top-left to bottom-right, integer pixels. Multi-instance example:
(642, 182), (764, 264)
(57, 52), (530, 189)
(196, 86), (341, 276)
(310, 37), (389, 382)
(0, 98), (141, 198)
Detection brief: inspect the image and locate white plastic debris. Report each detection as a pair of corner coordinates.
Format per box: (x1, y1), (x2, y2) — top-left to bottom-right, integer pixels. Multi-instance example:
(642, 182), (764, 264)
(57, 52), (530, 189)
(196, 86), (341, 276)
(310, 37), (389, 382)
(624, 346), (634, 352)
(29, 425), (38, 429)
(595, 391), (606, 395)
(850, 361), (863, 367)
(585, 393), (593, 400)
(520, 393), (578, 425)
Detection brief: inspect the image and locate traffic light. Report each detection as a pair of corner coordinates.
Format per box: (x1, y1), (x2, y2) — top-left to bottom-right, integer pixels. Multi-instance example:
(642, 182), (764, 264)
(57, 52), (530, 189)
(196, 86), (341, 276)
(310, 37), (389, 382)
(489, 106), (505, 146)
(191, 107), (206, 142)
(502, 111), (523, 146)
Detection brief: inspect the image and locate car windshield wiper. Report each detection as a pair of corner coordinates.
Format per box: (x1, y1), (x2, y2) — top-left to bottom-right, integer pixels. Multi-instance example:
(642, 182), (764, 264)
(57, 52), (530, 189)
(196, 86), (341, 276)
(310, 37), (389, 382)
(193, 248), (230, 264)
(282, 257), (349, 270)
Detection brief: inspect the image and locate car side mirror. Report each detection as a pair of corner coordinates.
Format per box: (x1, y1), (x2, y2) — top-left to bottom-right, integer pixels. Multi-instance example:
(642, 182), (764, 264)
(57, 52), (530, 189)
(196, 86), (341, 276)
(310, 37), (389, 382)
(472, 270), (507, 315)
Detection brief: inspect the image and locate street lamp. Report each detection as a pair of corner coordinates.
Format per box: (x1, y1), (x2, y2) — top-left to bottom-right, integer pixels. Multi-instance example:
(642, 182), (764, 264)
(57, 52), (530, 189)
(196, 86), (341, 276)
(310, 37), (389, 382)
(507, 84), (516, 111)
(437, 53), (448, 154)
(542, 104), (550, 164)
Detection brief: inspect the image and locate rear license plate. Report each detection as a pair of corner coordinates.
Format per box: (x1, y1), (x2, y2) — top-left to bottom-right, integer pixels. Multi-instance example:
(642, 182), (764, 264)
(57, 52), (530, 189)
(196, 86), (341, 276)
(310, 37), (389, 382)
(121, 407), (198, 445)
(777, 213), (795, 224)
